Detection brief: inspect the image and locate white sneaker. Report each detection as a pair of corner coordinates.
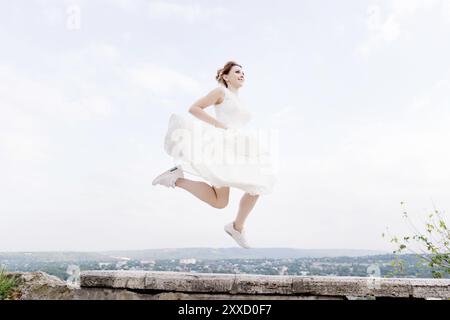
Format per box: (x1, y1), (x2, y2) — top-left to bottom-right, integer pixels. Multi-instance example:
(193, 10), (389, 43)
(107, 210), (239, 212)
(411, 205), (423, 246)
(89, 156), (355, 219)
(224, 222), (251, 249)
(152, 165), (184, 188)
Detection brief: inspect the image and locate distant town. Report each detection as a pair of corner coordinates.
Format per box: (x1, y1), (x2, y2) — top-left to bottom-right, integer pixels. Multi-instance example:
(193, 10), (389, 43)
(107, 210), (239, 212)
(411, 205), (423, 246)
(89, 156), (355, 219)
(1, 248), (443, 281)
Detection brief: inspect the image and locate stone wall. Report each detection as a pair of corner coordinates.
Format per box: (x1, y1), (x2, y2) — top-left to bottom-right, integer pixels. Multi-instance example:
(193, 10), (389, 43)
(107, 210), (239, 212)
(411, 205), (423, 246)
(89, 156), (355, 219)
(6, 270), (450, 300)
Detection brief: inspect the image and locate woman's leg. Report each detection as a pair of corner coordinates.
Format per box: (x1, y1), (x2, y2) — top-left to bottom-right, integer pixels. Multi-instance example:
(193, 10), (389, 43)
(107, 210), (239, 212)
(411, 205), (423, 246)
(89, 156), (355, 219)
(233, 193), (260, 232)
(175, 178), (230, 209)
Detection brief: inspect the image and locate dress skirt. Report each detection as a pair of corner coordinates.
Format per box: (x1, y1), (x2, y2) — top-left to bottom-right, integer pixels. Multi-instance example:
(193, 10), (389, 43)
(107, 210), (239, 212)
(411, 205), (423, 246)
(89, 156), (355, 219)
(164, 113), (277, 195)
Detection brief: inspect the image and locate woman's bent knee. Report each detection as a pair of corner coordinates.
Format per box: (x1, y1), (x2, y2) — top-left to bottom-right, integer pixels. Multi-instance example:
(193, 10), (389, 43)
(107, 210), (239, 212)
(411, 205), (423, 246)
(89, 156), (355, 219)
(212, 199), (229, 209)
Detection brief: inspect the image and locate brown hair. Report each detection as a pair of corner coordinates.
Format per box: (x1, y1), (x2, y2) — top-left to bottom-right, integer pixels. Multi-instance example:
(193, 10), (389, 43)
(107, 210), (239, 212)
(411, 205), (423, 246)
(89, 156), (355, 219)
(216, 61), (242, 88)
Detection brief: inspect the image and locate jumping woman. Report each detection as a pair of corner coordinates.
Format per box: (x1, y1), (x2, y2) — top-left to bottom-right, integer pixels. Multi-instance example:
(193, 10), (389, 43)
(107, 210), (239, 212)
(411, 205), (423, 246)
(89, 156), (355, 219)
(152, 61), (277, 249)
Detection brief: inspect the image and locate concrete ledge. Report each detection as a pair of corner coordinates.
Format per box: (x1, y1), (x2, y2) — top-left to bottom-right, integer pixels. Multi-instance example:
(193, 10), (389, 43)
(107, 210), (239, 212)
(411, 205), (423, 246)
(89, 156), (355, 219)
(80, 271), (450, 300)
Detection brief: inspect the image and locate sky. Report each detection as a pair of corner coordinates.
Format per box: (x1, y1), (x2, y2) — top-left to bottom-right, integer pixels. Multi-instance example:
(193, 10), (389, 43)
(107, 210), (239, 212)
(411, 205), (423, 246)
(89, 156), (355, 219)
(1, 0), (449, 252)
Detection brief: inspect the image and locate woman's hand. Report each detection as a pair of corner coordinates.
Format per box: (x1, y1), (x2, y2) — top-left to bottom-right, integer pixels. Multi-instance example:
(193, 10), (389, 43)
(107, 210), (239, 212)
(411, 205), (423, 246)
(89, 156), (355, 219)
(214, 119), (228, 130)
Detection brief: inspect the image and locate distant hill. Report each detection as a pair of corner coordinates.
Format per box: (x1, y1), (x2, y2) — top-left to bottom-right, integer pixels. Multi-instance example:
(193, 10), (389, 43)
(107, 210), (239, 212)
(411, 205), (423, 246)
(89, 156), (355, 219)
(0, 251), (114, 263)
(0, 248), (388, 262)
(101, 248), (388, 260)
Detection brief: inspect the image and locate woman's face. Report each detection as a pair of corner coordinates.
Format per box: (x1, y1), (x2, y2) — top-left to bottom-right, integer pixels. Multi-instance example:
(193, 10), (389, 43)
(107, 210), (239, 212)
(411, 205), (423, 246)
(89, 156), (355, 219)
(224, 65), (245, 88)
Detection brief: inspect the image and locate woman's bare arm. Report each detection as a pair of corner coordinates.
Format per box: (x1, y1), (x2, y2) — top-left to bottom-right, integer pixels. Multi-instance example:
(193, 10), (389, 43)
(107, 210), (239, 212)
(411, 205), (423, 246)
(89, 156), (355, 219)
(188, 87), (227, 129)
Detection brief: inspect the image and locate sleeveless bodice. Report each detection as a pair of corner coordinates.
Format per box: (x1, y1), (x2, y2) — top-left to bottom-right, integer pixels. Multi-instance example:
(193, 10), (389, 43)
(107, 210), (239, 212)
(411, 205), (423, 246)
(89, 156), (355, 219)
(214, 85), (252, 129)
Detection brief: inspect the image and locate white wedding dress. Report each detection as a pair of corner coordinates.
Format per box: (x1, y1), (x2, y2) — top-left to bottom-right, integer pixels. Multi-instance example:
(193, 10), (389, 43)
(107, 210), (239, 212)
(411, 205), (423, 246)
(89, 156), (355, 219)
(163, 84), (277, 195)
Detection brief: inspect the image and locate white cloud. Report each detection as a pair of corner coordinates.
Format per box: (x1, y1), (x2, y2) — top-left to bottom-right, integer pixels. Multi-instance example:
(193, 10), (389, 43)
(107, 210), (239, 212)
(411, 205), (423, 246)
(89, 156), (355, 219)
(66, 95), (113, 120)
(444, 1), (450, 24)
(108, 0), (142, 12)
(60, 42), (120, 64)
(0, 64), (116, 198)
(273, 105), (295, 117)
(0, 103), (51, 164)
(0, 64), (113, 122)
(41, 5), (64, 26)
(337, 70), (450, 184)
(128, 63), (204, 98)
(0, 131), (51, 163)
(273, 69), (450, 249)
(356, 0), (447, 58)
(259, 24), (280, 42)
(148, 1), (228, 23)
(0, 56), (116, 192)
(390, 0), (440, 16)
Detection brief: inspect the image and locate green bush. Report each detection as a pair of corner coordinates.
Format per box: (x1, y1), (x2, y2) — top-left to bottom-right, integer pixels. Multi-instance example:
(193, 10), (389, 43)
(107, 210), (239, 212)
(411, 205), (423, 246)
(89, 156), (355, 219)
(383, 202), (449, 278)
(0, 266), (18, 300)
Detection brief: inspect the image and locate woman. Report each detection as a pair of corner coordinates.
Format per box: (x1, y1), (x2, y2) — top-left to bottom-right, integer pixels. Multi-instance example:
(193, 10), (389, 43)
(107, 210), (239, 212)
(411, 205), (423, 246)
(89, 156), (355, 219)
(152, 61), (277, 249)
